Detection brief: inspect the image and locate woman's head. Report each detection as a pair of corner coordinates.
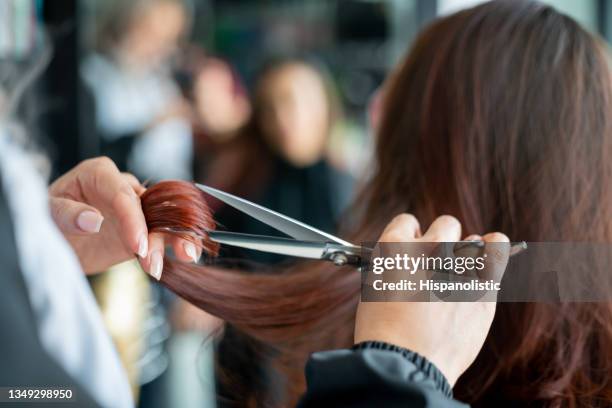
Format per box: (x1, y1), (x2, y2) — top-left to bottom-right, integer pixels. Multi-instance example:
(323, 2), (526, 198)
(362, 0), (612, 243)
(94, 0), (188, 69)
(252, 59), (339, 167)
(193, 58), (251, 140)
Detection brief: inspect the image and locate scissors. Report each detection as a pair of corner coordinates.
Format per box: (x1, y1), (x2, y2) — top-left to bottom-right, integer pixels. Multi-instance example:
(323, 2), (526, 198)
(197, 184), (365, 266)
(195, 184), (527, 267)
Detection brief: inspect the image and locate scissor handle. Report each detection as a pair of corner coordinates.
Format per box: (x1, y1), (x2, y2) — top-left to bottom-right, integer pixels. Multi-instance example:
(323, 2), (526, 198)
(322, 244), (371, 266)
(342, 241), (527, 268)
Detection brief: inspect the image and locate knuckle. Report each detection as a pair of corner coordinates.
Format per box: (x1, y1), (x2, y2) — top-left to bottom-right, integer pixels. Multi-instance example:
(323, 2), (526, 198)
(78, 157), (96, 170)
(50, 199), (68, 221)
(391, 213), (420, 231)
(425, 233), (441, 242)
(381, 214), (420, 242)
(486, 232), (510, 243)
(381, 231), (404, 242)
(89, 156), (116, 174)
(437, 214), (460, 228)
(96, 156), (115, 167)
(393, 213), (414, 223)
(395, 213), (418, 227)
(122, 173), (142, 188)
(492, 248), (506, 263)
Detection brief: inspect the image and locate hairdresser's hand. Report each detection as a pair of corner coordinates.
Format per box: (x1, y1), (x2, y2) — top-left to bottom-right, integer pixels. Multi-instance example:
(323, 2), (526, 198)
(354, 214), (510, 387)
(49, 157), (199, 275)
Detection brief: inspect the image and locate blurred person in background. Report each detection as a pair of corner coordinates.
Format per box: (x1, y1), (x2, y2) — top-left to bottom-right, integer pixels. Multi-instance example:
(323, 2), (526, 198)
(192, 57), (251, 147)
(211, 58), (354, 264)
(81, 0), (192, 182)
(166, 48), (251, 361)
(80, 1), (194, 406)
(177, 53), (252, 201)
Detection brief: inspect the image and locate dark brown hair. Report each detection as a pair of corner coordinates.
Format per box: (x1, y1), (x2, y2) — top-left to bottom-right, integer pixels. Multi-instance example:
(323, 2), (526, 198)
(142, 1), (612, 406)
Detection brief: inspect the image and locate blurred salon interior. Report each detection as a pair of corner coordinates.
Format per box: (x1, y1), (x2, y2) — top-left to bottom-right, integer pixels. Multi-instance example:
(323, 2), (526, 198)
(5, 0), (612, 406)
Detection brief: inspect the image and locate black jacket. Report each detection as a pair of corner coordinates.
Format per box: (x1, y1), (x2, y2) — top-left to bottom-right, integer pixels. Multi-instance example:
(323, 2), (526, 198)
(299, 341), (468, 408)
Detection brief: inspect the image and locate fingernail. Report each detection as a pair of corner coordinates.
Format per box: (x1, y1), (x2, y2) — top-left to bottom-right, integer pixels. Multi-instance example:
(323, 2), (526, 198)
(184, 242), (200, 263)
(138, 234), (148, 258)
(150, 251), (163, 281)
(77, 211), (104, 233)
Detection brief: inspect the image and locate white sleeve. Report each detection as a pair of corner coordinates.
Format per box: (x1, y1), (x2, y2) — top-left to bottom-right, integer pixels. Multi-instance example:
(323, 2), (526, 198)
(0, 129), (134, 408)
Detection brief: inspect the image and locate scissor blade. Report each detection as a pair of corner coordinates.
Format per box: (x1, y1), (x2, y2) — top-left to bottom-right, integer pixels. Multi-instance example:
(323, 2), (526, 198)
(208, 231), (327, 259)
(196, 183), (353, 246)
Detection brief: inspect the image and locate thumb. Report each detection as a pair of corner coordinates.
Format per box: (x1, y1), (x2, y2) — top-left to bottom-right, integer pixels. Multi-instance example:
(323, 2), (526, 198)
(50, 197), (104, 235)
(480, 232), (511, 297)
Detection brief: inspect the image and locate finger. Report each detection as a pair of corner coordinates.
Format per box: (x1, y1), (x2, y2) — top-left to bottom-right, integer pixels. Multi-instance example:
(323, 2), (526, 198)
(378, 213), (421, 243)
(49, 197), (104, 235)
(143, 232), (165, 281)
(122, 172), (146, 196)
(171, 236), (201, 264)
(78, 157), (148, 258)
(454, 234), (483, 259)
(421, 215), (462, 242)
(481, 232), (510, 282)
(464, 234), (482, 241)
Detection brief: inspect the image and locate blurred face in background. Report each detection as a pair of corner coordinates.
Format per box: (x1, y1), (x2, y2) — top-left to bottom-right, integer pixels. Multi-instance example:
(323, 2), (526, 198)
(118, 0), (186, 70)
(257, 63), (330, 167)
(194, 59), (251, 141)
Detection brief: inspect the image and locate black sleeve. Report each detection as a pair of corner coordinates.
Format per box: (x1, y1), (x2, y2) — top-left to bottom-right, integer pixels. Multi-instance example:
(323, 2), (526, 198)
(297, 341), (469, 408)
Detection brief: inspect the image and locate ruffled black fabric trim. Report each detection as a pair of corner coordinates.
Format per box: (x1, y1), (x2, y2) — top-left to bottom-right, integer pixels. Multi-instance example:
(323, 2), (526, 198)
(352, 341), (453, 398)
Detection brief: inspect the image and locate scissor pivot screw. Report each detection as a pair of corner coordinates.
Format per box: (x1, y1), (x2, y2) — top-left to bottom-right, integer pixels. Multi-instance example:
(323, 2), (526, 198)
(331, 253), (348, 266)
